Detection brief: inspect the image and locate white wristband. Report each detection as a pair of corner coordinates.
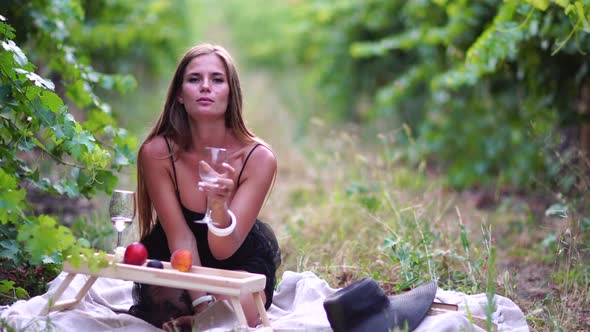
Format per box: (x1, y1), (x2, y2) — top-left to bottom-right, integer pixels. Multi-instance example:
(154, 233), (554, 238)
(208, 209), (236, 237)
(192, 295), (216, 309)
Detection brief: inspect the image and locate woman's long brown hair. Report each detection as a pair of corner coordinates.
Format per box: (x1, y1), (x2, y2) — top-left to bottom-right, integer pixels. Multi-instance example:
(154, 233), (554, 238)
(136, 44), (259, 240)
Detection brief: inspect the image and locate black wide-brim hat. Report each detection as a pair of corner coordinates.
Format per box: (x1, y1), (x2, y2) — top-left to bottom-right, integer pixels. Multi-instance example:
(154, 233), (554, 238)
(323, 278), (437, 332)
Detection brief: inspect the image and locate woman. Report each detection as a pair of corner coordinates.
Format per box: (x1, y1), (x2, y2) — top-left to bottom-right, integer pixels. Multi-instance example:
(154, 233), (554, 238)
(128, 43), (281, 329)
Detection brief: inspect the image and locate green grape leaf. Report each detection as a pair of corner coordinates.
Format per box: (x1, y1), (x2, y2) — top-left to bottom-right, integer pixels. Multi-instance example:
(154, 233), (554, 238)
(115, 74), (137, 93)
(14, 69), (55, 90)
(17, 215), (77, 264)
(0, 280), (16, 294)
(553, 0), (570, 7)
(39, 90), (64, 112)
(113, 150), (131, 167)
(1, 40), (27, 67)
(574, 1), (590, 32)
(66, 80), (93, 107)
(0, 238), (20, 261)
(526, 0), (550, 10)
(77, 238), (91, 248)
(14, 287), (29, 299)
(0, 168), (18, 189)
(90, 170), (118, 194)
(72, 131), (97, 153)
(0, 169), (26, 224)
(84, 109), (115, 134)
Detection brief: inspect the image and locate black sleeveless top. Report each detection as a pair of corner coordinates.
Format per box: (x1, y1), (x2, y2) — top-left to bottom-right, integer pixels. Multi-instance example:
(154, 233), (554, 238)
(138, 141), (281, 308)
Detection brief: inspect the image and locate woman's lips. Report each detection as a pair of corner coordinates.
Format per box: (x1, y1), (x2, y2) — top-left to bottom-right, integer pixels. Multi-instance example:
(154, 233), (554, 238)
(197, 97), (213, 105)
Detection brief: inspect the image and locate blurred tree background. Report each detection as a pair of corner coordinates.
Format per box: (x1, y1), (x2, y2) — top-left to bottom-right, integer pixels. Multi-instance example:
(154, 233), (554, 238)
(222, 0), (590, 192)
(1, 0), (589, 329)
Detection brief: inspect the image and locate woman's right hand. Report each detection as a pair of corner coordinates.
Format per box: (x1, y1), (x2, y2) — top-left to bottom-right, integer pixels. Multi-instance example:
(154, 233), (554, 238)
(198, 162), (236, 201)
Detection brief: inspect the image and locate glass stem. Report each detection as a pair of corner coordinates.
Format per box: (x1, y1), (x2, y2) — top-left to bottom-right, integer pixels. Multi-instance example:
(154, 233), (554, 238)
(117, 231), (122, 248)
(204, 194), (214, 223)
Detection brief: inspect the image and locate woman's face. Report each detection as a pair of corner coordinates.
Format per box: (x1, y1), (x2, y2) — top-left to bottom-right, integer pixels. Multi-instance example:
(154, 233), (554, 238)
(178, 53), (229, 120)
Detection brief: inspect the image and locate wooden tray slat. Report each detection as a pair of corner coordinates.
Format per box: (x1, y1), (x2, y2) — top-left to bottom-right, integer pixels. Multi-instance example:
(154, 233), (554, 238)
(62, 260), (266, 296)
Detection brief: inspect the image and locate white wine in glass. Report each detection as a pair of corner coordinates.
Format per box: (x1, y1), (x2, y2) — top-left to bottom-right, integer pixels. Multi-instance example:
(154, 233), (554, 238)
(196, 147), (227, 225)
(109, 189), (136, 248)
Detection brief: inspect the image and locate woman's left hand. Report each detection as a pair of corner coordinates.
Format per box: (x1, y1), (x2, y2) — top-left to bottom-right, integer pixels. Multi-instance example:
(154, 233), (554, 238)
(198, 162), (236, 200)
(162, 315), (194, 331)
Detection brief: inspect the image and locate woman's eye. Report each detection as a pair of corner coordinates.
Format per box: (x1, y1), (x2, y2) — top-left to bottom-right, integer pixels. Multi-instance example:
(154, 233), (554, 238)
(213, 77), (224, 83)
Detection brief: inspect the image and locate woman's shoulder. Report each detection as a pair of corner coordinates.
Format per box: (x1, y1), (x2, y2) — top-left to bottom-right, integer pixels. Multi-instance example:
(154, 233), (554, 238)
(139, 136), (172, 160)
(246, 142), (276, 169)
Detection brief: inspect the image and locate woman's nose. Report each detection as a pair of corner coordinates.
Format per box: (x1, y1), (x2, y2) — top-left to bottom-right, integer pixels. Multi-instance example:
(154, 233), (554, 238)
(200, 79), (211, 91)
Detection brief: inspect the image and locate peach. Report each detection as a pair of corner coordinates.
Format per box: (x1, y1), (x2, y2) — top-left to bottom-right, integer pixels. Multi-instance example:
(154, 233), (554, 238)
(170, 249), (193, 272)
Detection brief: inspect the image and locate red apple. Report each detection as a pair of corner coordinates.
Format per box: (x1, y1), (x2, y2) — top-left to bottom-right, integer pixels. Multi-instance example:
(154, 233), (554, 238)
(124, 242), (148, 266)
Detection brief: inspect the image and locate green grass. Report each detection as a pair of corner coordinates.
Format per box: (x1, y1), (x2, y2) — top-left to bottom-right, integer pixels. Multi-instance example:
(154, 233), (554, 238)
(270, 123), (589, 331)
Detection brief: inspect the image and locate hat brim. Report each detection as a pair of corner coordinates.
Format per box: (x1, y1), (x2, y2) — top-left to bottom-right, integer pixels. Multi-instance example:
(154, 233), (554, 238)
(324, 279), (437, 332)
(388, 280), (437, 331)
(347, 304), (398, 332)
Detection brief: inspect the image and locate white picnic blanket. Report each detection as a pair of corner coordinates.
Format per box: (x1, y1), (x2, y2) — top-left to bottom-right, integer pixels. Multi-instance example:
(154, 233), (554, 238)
(0, 270), (529, 331)
(267, 271), (529, 332)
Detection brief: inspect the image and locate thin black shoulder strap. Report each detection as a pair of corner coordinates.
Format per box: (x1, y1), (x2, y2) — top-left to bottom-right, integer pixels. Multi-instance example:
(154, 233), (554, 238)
(237, 143), (263, 187)
(164, 137), (180, 194)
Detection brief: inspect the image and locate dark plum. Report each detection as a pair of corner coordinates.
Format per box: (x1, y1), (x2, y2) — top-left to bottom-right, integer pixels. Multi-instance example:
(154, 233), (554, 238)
(146, 259), (164, 269)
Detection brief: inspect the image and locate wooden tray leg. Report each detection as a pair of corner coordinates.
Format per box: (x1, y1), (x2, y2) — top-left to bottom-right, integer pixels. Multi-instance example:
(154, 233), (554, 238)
(74, 275), (98, 302)
(41, 273), (76, 315)
(52, 275), (98, 312)
(229, 296), (248, 327)
(253, 291), (270, 327)
(43, 275), (99, 314)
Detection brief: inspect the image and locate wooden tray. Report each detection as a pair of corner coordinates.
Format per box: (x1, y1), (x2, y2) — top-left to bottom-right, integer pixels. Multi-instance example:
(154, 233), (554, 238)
(42, 254), (270, 328)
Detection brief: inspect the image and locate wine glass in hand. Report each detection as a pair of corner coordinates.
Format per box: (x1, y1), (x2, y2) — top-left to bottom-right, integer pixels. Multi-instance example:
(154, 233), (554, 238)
(196, 147), (227, 225)
(109, 189), (136, 249)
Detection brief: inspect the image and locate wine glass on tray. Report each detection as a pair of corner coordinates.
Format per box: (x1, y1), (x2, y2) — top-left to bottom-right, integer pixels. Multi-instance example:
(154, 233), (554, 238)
(109, 189), (136, 249)
(196, 147), (227, 225)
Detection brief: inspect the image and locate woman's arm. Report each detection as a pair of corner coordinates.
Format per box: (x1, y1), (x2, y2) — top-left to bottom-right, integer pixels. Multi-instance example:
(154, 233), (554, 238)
(138, 136), (202, 265)
(207, 145), (277, 260)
